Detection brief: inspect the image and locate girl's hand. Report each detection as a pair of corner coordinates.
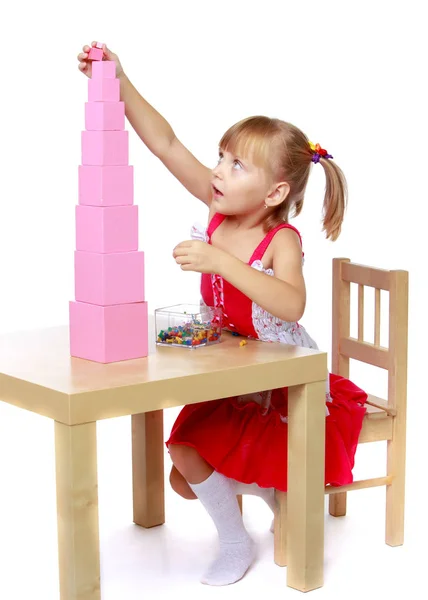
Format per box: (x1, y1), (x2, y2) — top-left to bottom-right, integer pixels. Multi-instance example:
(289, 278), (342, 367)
(173, 241), (227, 274)
(77, 41), (124, 79)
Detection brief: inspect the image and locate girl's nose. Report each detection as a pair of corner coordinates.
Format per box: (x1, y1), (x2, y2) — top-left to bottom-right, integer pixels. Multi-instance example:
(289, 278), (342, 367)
(212, 162), (223, 178)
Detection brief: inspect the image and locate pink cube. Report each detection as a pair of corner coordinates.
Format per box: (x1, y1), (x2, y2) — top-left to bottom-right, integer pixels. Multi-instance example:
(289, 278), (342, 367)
(85, 102), (125, 130)
(95, 42), (104, 49)
(76, 205), (138, 253)
(69, 300), (149, 363)
(88, 47), (103, 61)
(74, 250), (145, 305)
(82, 131), (128, 165)
(88, 78), (120, 101)
(78, 165), (134, 206)
(92, 61), (116, 79)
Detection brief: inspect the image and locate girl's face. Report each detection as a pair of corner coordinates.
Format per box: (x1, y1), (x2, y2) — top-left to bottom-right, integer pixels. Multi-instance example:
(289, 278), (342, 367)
(211, 148), (273, 215)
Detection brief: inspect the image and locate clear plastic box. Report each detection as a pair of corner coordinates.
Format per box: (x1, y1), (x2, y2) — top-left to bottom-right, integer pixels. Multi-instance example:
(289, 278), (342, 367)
(155, 303), (222, 348)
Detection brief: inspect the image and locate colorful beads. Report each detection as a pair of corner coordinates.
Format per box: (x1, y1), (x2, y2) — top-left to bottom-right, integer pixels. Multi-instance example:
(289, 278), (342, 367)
(157, 319), (221, 348)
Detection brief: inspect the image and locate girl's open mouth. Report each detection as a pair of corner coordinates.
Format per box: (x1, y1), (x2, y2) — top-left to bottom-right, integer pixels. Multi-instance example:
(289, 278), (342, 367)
(213, 185), (223, 196)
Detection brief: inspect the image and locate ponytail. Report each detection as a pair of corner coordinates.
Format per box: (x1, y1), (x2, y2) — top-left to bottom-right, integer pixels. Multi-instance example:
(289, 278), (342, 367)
(319, 158), (348, 241)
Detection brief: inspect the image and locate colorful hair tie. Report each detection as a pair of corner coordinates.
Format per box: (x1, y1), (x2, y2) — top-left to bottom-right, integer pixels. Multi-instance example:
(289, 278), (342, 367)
(309, 141), (333, 164)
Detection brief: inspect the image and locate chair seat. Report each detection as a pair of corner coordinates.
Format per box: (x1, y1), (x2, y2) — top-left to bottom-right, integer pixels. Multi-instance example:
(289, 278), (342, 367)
(365, 394), (389, 419)
(359, 394), (393, 443)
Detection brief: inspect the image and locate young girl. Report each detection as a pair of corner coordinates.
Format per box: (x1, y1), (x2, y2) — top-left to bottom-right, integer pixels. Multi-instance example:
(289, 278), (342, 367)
(78, 42), (368, 587)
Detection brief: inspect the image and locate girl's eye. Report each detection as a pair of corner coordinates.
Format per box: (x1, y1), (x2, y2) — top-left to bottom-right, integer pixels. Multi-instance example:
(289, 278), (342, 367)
(216, 153), (243, 169)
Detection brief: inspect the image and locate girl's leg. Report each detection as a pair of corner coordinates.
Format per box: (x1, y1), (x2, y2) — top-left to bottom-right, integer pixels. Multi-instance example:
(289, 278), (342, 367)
(233, 480), (276, 511)
(169, 465), (197, 499)
(168, 448), (275, 529)
(168, 444), (255, 586)
(232, 480), (276, 532)
(168, 444), (213, 483)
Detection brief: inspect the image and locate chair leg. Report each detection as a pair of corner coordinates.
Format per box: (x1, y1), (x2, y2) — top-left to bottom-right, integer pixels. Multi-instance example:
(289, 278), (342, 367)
(274, 490), (287, 566)
(329, 492), (347, 517)
(237, 494), (243, 515)
(386, 433), (406, 546)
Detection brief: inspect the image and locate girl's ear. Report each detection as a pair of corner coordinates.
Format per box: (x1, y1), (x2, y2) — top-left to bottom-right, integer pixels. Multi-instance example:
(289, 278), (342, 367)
(266, 182), (290, 208)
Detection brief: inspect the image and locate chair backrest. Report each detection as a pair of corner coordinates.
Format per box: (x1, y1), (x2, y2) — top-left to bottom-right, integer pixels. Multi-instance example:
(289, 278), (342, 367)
(332, 258), (408, 411)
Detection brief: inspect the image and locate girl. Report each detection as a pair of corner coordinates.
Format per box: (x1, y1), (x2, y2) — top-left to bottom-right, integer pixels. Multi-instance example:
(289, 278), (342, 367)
(78, 42), (368, 587)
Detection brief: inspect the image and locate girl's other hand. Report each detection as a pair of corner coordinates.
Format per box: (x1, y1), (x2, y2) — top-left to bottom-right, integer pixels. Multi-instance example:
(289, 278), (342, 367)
(77, 41), (124, 79)
(173, 240), (228, 275)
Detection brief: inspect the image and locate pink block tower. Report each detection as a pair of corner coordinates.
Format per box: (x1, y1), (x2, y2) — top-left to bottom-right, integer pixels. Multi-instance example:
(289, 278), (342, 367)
(69, 51), (149, 363)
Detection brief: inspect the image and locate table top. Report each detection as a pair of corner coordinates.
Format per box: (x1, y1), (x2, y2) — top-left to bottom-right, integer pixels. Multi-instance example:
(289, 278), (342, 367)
(0, 324), (327, 425)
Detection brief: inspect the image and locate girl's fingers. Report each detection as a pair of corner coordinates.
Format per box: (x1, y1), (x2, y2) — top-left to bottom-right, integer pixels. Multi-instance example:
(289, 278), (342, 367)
(175, 256), (192, 266)
(77, 52), (87, 60)
(83, 45), (90, 52)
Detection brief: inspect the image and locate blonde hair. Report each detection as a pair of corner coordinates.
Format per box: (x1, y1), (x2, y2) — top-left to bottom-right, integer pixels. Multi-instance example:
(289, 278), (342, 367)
(219, 116), (347, 241)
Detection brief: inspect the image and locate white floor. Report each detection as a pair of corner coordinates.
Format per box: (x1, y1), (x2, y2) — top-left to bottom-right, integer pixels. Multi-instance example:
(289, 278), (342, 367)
(0, 401), (425, 600)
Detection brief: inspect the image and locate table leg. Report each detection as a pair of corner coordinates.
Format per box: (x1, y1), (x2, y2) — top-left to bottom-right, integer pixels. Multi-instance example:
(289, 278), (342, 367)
(274, 490), (288, 566)
(54, 421), (101, 600)
(131, 411), (165, 527)
(286, 381), (326, 592)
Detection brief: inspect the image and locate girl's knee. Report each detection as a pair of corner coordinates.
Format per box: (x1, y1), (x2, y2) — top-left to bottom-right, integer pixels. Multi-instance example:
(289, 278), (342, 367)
(168, 443), (197, 468)
(168, 443), (186, 460)
(168, 443), (212, 483)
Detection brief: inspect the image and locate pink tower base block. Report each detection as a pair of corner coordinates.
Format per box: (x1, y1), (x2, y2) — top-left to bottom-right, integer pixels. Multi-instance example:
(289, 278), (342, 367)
(69, 300), (149, 363)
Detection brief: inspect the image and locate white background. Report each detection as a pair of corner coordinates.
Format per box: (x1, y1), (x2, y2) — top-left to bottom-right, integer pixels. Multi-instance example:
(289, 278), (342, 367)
(0, 1), (426, 598)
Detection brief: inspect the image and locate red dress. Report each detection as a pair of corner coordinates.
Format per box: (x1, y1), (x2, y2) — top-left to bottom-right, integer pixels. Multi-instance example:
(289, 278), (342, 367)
(166, 213), (367, 491)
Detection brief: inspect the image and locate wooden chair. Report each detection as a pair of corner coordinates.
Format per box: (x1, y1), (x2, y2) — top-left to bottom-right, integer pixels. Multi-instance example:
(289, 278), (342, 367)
(273, 257), (409, 568)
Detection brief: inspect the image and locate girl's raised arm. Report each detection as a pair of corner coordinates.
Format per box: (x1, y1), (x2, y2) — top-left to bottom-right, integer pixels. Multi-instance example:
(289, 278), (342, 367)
(159, 137), (213, 206)
(78, 42), (213, 206)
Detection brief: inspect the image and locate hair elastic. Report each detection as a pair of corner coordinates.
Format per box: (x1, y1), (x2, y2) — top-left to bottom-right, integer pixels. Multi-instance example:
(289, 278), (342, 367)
(309, 141), (333, 164)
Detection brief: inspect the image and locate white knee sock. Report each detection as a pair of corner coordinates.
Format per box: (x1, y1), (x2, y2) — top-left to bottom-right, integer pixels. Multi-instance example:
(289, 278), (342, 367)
(233, 480), (276, 532)
(189, 471), (255, 586)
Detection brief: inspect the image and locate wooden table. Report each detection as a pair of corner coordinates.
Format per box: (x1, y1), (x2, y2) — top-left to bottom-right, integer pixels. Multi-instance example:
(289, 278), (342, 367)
(0, 324), (327, 598)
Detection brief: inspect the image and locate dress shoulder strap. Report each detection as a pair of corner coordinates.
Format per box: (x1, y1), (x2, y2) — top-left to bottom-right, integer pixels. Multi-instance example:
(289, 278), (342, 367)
(249, 223), (303, 264)
(207, 213), (226, 240)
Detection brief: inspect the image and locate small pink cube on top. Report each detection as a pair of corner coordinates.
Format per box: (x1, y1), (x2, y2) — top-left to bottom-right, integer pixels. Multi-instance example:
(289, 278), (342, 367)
(88, 46), (103, 61)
